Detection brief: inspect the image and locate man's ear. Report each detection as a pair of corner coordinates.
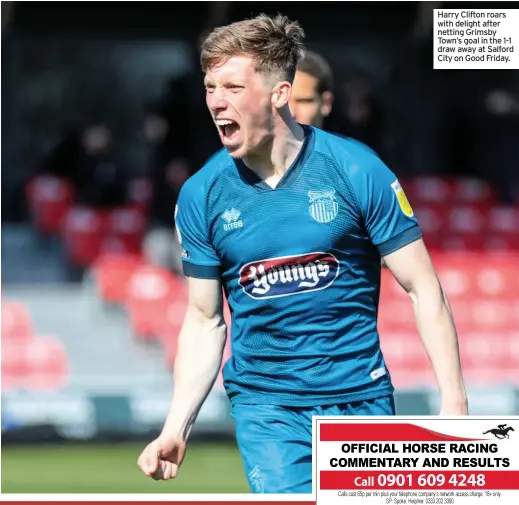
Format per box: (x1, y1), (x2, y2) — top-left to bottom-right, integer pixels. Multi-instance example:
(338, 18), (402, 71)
(320, 91), (334, 118)
(271, 81), (292, 109)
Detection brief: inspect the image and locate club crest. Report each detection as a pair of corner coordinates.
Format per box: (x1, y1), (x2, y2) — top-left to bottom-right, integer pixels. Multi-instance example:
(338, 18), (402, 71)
(308, 188), (339, 223)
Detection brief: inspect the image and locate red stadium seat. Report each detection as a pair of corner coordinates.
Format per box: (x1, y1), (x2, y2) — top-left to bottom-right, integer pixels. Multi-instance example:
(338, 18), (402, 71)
(104, 206), (147, 255)
(405, 176), (453, 204)
(1, 302), (34, 341)
(379, 331), (434, 388)
(447, 204), (486, 233)
(486, 205), (519, 234)
(458, 331), (518, 387)
(451, 177), (495, 204)
(1, 340), (30, 390)
(125, 266), (185, 339)
(92, 252), (144, 304)
(25, 175), (75, 234)
(413, 204), (445, 235)
(435, 263), (474, 299)
(24, 336), (69, 390)
(451, 299), (519, 332)
(62, 206), (108, 267)
(415, 202), (510, 252)
(432, 252), (519, 300)
(439, 233), (487, 252)
(405, 176), (495, 205)
(378, 299), (416, 332)
(1, 336), (69, 391)
(483, 206), (519, 251)
(474, 264), (519, 299)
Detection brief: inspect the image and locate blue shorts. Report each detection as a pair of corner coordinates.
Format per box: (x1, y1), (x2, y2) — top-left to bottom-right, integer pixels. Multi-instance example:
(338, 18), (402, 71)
(232, 395), (395, 494)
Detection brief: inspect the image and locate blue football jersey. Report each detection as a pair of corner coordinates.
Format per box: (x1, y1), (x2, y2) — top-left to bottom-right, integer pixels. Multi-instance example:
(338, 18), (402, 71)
(175, 125), (422, 407)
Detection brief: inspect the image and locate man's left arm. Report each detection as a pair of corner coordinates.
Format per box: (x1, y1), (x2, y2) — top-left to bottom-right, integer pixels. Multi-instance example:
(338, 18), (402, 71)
(383, 239), (468, 415)
(347, 150), (468, 415)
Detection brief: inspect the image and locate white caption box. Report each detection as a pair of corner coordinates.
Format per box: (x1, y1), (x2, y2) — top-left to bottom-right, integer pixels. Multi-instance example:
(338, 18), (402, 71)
(434, 9), (519, 69)
(313, 416), (519, 505)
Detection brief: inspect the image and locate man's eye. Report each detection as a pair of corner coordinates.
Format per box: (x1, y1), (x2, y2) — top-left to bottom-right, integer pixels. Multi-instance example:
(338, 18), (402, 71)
(205, 85), (215, 92)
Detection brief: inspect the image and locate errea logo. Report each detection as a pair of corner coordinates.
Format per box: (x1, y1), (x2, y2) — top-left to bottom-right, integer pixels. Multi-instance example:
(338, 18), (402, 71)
(221, 208), (244, 231)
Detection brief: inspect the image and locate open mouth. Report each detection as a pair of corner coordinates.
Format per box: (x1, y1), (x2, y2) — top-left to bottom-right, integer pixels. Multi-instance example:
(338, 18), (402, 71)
(215, 119), (241, 144)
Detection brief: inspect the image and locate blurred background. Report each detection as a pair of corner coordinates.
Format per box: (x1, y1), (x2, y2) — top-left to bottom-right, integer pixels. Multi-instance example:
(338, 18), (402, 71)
(1, 0), (518, 494)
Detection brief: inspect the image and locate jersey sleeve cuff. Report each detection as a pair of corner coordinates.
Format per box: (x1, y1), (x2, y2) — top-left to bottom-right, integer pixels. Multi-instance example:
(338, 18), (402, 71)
(377, 225), (422, 256)
(182, 262), (221, 279)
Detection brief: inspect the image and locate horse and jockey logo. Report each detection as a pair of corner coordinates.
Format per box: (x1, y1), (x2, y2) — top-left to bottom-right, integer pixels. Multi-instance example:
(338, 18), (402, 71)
(308, 188), (339, 224)
(483, 424), (515, 439)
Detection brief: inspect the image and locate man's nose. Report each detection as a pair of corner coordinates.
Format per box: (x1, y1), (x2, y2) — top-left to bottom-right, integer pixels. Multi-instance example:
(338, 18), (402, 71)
(208, 93), (229, 113)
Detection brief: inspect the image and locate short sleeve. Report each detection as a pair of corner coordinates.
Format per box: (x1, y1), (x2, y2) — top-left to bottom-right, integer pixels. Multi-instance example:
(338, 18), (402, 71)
(350, 155), (422, 256)
(175, 181), (221, 279)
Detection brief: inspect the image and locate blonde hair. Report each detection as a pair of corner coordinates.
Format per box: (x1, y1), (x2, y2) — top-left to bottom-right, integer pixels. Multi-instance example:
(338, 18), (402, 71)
(200, 13), (306, 83)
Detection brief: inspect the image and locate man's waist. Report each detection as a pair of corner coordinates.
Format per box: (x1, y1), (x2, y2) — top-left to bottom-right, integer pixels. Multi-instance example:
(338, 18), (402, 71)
(227, 382), (394, 407)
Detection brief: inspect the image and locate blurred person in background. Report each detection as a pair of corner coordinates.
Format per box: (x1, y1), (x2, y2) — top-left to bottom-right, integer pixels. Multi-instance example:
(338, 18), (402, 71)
(137, 13), (467, 493)
(141, 79), (192, 273)
(290, 51), (388, 161)
(332, 70), (388, 160)
(41, 121), (128, 208)
(289, 50), (334, 129)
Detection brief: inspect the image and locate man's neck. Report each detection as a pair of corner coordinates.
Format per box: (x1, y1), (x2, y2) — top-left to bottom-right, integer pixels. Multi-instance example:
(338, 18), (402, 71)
(243, 117), (306, 188)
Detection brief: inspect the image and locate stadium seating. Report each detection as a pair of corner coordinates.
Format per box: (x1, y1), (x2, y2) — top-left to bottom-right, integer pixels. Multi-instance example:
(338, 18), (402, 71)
(17, 174), (517, 395)
(405, 175), (518, 253)
(92, 252), (144, 305)
(403, 176), (496, 205)
(25, 175), (75, 235)
(104, 206), (147, 255)
(2, 337), (69, 391)
(62, 205), (148, 268)
(24, 336), (69, 390)
(25, 175), (152, 271)
(125, 265), (186, 339)
(1, 300), (70, 392)
(379, 250), (519, 389)
(2, 301), (34, 341)
(62, 206), (109, 267)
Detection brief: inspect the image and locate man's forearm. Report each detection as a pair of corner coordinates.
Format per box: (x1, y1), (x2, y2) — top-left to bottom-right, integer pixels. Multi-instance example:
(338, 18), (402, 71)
(410, 284), (467, 402)
(161, 309), (227, 440)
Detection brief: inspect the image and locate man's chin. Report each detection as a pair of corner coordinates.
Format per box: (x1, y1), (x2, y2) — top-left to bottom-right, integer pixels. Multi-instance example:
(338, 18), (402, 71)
(224, 144), (246, 159)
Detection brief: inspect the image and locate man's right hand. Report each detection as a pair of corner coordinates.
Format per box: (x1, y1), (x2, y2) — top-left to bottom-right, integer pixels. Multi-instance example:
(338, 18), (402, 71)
(137, 435), (187, 481)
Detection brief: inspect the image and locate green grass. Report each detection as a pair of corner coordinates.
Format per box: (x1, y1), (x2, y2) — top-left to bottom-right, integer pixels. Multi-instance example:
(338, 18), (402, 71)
(2, 441), (249, 493)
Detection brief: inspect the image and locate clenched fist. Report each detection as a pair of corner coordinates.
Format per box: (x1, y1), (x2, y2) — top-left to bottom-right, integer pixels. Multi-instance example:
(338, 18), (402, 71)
(137, 436), (187, 481)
